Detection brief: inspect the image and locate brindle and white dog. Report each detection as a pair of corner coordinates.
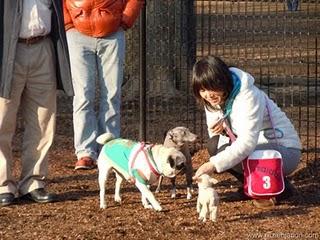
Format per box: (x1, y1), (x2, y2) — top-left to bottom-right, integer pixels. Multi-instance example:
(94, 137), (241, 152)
(96, 133), (186, 211)
(156, 127), (198, 199)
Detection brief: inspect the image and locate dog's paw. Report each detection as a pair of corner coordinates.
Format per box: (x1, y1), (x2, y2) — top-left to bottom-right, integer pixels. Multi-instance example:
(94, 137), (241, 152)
(210, 211), (217, 222)
(187, 192), (192, 200)
(198, 215), (206, 222)
(153, 205), (163, 212)
(170, 189), (176, 199)
(199, 211), (208, 222)
(114, 196), (122, 204)
(100, 204), (106, 209)
(143, 203), (153, 209)
(155, 187), (161, 193)
(210, 217), (217, 222)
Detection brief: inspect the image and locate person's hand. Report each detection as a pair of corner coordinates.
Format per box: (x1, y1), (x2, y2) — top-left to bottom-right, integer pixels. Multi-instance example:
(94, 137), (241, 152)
(193, 162), (215, 181)
(209, 118), (225, 135)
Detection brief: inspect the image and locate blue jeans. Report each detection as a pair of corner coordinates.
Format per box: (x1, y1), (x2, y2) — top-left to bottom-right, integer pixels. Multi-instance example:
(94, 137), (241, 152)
(67, 29), (125, 160)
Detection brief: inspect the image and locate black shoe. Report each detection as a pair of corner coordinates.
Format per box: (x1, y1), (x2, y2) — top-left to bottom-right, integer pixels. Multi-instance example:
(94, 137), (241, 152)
(0, 193), (15, 207)
(235, 187), (251, 200)
(22, 188), (57, 203)
(276, 178), (296, 202)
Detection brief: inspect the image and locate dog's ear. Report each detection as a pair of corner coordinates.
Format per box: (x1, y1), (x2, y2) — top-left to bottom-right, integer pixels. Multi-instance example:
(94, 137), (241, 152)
(170, 131), (185, 147)
(167, 130), (174, 140)
(163, 129), (174, 141)
(209, 178), (219, 185)
(196, 177), (202, 183)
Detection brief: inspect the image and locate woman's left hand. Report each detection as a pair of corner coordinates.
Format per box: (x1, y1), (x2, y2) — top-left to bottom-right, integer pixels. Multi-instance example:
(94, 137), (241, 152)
(209, 118), (225, 135)
(193, 162), (215, 180)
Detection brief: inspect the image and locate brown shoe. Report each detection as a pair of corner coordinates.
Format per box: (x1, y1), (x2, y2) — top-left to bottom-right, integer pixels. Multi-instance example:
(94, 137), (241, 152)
(252, 198), (277, 209)
(75, 157), (96, 170)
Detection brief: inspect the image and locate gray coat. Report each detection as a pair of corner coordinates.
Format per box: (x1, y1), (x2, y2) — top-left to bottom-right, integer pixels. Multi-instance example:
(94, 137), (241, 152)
(0, 0), (74, 99)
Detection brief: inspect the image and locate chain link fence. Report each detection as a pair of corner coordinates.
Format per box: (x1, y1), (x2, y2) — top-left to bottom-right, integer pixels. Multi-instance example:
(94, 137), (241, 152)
(56, 1), (319, 163)
(121, 0), (319, 161)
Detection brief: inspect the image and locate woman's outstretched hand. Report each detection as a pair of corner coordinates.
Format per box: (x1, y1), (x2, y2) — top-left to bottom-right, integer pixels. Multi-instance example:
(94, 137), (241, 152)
(193, 162), (215, 181)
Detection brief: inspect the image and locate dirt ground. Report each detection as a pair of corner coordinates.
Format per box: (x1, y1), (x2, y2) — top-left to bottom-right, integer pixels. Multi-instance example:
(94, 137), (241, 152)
(0, 104), (319, 240)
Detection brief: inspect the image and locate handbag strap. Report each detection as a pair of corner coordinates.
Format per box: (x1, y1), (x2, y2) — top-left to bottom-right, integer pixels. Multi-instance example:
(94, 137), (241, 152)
(224, 95), (279, 145)
(224, 120), (237, 142)
(264, 95), (279, 145)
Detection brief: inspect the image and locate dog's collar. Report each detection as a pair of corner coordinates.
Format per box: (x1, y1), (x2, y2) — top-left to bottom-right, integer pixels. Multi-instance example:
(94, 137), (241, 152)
(129, 142), (161, 182)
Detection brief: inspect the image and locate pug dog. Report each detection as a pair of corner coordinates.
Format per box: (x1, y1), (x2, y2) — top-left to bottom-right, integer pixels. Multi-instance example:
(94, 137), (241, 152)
(96, 133), (186, 211)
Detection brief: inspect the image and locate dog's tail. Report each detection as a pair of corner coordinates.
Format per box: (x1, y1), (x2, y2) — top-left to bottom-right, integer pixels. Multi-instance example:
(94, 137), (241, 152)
(96, 133), (115, 145)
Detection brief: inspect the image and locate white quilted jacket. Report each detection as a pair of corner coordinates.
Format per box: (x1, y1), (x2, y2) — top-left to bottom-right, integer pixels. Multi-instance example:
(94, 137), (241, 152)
(205, 67), (301, 172)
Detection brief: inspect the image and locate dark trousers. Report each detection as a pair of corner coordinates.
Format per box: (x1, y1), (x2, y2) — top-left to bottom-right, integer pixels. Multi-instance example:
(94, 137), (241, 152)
(287, 0), (299, 11)
(206, 135), (244, 183)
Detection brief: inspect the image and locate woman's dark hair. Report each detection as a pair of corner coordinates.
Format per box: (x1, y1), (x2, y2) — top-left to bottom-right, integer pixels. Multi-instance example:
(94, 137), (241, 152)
(192, 56), (234, 110)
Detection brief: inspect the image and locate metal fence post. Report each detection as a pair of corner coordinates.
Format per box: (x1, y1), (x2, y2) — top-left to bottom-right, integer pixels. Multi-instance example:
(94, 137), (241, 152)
(139, 2), (146, 141)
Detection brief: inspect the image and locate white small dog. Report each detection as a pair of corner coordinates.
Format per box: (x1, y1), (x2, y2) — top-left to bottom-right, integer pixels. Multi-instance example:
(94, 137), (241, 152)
(196, 174), (219, 222)
(96, 133), (186, 211)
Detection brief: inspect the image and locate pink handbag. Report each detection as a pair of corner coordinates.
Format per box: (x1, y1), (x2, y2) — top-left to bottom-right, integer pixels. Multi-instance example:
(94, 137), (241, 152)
(224, 96), (285, 199)
(242, 149), (284, 199)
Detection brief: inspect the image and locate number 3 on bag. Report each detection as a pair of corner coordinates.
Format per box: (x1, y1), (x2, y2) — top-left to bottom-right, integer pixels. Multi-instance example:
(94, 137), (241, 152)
(243, 150), (285, 199)
(262, 176), (271, 189)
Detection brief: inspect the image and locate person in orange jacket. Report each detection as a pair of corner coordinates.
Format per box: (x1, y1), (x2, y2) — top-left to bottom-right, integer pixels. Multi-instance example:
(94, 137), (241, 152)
(63, 0), (144, 170)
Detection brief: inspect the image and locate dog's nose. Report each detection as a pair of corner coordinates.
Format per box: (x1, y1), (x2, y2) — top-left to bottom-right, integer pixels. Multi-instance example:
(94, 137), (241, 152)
(175, 163), (185, 175)
(176, 163), (184, 171)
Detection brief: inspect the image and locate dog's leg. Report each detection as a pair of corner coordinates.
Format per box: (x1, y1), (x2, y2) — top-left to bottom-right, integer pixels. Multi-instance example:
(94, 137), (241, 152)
(141, 195), (152, 209)
(135, 181), (162, 211)
(98, 158), (112, 209)
(210, 196), (219, 222)
(210, 206), (218, 222)
(114, 171), (123, 204)
(185, 157), (193, 200)
(170, 177), (176, 198)
(140, 185), (152, 209)
(196, 196), (201, 213)
(199, 202), (208, 222)
(186, 187), (192, 200)
(155, 176), (163, 193)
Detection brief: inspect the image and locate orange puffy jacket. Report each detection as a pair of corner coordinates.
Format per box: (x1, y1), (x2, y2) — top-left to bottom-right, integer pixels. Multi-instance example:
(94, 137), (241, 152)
(63, 0), (144, 37)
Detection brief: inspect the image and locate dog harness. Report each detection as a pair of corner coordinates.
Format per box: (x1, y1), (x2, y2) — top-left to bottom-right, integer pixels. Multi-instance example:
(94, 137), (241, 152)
(102, 139), (161, 185)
